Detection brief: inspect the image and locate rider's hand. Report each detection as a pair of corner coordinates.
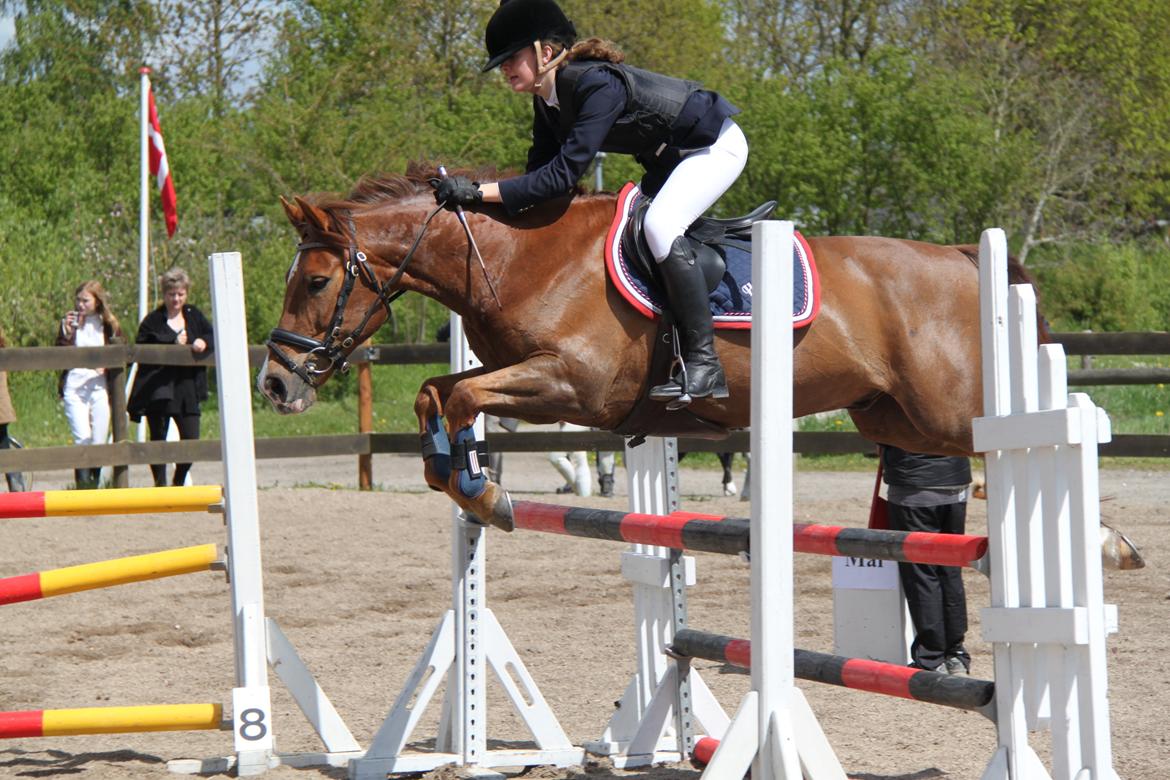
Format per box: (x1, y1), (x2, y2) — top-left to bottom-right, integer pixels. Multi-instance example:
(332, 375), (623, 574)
(433, 176), (482, 211)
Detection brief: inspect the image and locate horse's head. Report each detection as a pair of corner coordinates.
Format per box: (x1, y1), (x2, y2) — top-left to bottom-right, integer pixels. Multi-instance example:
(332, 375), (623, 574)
(259, 191), (413, 413)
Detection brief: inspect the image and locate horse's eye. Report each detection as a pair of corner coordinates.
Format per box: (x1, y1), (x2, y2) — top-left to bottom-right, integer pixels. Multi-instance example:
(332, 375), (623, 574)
(307, 275), (330, 293)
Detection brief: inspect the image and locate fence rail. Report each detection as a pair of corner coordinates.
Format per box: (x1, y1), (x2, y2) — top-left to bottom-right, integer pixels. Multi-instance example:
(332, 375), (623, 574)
(1, 331), (1167, 486)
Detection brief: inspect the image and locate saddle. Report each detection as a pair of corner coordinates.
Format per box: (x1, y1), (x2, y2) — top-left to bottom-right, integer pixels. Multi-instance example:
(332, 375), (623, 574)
(620, 194), (778, 294)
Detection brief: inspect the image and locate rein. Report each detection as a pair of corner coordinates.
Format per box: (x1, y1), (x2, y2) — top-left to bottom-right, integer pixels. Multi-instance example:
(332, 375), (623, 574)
(267, 203), (446, 387)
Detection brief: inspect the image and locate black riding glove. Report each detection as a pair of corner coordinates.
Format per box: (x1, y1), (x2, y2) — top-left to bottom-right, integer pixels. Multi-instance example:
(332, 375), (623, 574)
(433, 176), (482, 211)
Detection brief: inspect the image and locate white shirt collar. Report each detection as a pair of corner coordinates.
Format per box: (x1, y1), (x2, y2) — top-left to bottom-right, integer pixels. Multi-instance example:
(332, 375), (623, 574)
(540, 81), (559, 110)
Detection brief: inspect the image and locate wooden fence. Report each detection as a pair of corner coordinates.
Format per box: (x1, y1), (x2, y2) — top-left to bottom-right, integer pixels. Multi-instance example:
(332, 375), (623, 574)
(0, 332), (1166, 488)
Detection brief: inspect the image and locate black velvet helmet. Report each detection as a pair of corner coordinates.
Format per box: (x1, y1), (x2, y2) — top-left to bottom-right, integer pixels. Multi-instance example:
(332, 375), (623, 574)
(482, 0), (577, 72)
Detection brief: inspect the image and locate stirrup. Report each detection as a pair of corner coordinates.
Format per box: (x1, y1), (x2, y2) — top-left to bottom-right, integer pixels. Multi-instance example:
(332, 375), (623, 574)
(649, 327), (687, 403)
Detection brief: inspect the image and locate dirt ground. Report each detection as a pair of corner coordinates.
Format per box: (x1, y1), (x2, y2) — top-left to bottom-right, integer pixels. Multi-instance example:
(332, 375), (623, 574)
(0, 452), (1166, 779)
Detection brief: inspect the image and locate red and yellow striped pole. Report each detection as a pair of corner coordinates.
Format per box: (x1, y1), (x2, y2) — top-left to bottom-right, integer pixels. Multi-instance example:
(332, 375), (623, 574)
(0, 544), (220, 605)
(0, 485), (223, 519)
(0, 703), (224, 738)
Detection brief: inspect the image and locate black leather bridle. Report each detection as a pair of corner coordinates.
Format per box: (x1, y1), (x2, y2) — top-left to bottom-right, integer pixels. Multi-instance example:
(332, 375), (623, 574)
(266, 203), (446, 387)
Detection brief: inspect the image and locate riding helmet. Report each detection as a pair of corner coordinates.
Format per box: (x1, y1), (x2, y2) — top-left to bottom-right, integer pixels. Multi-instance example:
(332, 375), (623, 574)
(482, 0), (577, 72)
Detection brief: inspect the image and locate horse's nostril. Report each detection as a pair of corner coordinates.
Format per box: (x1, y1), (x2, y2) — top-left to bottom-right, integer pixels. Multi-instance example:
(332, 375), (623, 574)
(265, 375), (287, 402)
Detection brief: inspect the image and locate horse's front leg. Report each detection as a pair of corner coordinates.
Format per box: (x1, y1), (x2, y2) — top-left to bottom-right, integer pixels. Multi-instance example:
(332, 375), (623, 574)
(414, 367), (486, 493)
(437, 356), (588, 532)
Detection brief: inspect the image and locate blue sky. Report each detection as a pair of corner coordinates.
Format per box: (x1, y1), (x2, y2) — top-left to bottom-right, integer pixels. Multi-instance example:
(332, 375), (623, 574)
(1, 15), (13, 48)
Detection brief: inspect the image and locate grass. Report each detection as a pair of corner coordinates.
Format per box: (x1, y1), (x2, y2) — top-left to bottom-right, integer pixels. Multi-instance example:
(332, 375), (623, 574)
(6, 356), (1167, 473)
(6, 362), (444, 447)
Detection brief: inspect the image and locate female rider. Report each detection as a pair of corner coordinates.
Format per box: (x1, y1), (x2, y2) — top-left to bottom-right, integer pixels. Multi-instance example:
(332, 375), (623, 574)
(434, 0), (748, 406)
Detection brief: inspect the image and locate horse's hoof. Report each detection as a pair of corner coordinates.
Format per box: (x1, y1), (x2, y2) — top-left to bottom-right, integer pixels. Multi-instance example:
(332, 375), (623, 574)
(1101, 523), (1144, 570)
(491, 487), (514, 532)
(468, 482), (513, 532)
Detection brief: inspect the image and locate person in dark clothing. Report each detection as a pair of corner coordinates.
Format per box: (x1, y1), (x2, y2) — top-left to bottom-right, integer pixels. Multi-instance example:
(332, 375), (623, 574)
(434, 0), (748, 407)
(127, 268), (214, 487)
(881, 445), (973, 675)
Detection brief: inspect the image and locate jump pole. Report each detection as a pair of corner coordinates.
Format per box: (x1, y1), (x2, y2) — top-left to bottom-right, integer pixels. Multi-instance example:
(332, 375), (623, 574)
(0, 704), (224, 738)
(671, 628), (996, 715)
(507, 502), (989, 566)
(0, 543), (219, 605)
(0, 485), (223, 519)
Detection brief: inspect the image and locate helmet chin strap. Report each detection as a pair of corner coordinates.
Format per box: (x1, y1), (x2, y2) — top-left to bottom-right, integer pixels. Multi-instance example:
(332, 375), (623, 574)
(532, 40), (568, 88)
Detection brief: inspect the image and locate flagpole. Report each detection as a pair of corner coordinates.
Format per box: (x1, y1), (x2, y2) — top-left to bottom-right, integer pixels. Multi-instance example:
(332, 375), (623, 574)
(139, 67), (151, 327)
(135, 66), (151, 443)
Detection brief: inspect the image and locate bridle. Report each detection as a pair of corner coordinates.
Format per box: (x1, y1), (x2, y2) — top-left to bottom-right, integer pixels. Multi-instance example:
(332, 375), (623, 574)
(266, 203), (446, 387)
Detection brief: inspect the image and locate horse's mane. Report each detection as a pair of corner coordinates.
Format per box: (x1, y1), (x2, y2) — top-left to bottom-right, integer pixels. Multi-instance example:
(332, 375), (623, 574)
(308, 161), (602, 215)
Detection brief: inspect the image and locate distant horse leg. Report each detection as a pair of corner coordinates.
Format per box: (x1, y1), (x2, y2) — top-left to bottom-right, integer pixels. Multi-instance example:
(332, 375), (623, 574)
(717, 452), (738, 496)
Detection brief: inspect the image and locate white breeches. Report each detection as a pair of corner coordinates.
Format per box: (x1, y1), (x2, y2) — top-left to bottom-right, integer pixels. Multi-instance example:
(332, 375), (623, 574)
(643, 118), (749, 261)
(64, 376), (110, 446)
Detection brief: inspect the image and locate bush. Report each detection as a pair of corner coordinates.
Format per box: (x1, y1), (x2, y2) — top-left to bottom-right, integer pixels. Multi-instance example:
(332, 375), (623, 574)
(1030, 240), (1170, 332)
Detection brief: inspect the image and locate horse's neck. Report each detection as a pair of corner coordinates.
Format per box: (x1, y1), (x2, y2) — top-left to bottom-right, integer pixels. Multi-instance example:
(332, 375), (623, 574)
(380, 194), (618, 324)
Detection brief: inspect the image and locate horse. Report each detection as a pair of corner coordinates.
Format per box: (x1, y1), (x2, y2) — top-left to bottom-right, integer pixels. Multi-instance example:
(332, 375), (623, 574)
(258, 166), (1035, 531)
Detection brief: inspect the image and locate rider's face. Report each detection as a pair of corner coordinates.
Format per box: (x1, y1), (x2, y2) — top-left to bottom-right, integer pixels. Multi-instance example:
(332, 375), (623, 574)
(500, 47), (537, 93)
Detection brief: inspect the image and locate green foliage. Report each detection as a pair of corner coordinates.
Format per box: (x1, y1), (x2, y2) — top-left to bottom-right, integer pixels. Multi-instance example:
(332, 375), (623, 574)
(1031, 240), (1170, 332)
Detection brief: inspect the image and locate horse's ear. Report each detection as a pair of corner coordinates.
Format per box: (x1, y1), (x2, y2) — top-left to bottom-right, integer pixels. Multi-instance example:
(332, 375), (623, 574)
(280, 195), (305, 228)
(294, 195), (331, 233)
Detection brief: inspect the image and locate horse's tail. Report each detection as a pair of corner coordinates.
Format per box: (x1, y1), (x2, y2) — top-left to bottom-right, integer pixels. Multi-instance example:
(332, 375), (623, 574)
(953, 244), (1053, 343)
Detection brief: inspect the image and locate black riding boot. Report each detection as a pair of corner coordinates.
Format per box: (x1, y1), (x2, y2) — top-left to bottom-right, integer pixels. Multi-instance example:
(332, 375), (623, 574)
(648, 238), (728, 405)
(6, 472), (26, 492)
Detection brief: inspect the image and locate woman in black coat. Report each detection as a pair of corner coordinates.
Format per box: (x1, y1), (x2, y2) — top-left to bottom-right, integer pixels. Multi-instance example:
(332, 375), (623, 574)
(128, 267), (214, 487)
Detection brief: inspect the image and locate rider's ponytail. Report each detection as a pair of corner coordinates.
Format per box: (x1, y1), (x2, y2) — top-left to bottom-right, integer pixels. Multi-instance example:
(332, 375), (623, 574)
(567, 37), (625, 64)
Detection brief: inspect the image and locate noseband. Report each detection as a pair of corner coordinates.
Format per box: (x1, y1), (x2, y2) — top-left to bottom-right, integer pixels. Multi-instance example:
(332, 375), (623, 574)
(266, 203), (445, 387)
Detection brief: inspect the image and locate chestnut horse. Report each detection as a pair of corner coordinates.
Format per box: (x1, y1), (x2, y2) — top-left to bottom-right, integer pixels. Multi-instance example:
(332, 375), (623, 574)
(258, 169), (1030, 530)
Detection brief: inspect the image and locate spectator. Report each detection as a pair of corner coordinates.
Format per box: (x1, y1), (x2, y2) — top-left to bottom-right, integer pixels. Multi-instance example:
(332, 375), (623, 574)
(0, 325), (27, 492)
(56, 280), (124, 488)
(128, 268), (214, 487)
(881, 444), (973, 675)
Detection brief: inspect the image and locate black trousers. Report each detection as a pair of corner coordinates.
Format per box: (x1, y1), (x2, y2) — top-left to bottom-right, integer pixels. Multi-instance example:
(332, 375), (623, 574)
(0, 423), (25, 492)
(146, 412), (201, 487)
(887, 501), (970, 671)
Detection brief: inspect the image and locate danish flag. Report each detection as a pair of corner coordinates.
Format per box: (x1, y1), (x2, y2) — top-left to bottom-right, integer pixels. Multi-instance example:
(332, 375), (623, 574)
(146, 84), (178, 237)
